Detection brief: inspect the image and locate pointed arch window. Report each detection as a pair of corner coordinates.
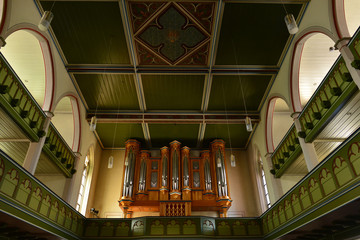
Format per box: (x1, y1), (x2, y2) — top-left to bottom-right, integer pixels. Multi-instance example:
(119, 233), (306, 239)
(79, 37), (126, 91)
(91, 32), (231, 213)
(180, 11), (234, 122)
(259, 158), (271, 209)
(76, 155), (90, 213)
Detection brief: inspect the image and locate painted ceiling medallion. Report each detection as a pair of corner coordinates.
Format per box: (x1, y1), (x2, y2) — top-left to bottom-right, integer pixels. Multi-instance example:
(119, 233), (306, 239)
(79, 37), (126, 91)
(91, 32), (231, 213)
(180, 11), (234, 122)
(128, 2), (215, 66)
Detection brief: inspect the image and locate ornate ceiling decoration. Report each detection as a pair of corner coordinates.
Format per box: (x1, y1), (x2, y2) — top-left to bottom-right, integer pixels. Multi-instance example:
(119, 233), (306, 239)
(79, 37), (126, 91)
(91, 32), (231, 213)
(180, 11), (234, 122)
(128, 2), (215, 66)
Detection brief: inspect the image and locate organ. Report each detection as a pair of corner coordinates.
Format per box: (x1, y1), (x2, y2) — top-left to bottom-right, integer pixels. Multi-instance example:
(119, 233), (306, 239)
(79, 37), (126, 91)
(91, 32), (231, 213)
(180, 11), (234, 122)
(118, 139), (232, 218)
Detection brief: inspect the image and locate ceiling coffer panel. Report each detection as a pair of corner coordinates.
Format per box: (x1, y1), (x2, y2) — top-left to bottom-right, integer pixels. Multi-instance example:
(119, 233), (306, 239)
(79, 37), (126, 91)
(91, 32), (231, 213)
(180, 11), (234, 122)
(40, 1), (130, 64)
(96, 123), (145, 148)
(74, 74), (139, 110)
(128, 1), (215, 66)
(208, 75), (272, 111)
(216, 3), (303, 66)
(142, 74), (205, 110)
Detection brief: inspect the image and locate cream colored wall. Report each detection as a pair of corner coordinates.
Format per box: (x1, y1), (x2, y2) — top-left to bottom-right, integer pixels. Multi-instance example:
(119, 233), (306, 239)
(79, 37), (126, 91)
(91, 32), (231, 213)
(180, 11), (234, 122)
(35, 174), (67, 197)
(91, 150), (126, 218)
(280, 174), (304, 194)
(51, 113), (74, 148)
(272, 112), (293, 149)
(225, 150), (259, 217)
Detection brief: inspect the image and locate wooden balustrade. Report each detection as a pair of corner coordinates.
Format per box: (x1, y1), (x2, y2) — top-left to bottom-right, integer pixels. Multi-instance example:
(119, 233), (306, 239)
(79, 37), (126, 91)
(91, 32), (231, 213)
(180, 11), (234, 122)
(298, 57), (357, 143)
(271, 124), (302, 177)
(348, 26), (360, 69)
(43, 123), (76, 178)
(0, 53), (46, 141)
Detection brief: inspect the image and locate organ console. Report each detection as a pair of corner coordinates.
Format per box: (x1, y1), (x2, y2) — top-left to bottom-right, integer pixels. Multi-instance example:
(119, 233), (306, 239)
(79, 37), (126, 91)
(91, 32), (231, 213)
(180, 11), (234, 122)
(119, 139), (232, 218)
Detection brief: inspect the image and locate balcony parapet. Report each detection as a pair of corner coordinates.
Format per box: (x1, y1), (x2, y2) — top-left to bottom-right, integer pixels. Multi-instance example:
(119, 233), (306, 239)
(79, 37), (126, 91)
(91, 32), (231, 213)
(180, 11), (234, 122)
(297, 56), (357, 143)
(271, 124), (302, 178)
(348, 26), (360, 70)
(0, 53), (46, 141)
(262, 126), (360, 239)
(0, 149), (85, 240)
(43, 123), (77, 178)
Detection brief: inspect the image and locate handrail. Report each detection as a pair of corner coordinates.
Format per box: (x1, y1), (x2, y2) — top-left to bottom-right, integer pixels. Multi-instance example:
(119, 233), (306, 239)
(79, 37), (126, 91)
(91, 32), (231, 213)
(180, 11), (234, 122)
(262, 126), (360, 239)
(297, 56), (357, 143)
(270, 124), (302, 177)
(0, 53), (47, 141)
(43, 122), (77, 178)
(0, 149), (84, 240)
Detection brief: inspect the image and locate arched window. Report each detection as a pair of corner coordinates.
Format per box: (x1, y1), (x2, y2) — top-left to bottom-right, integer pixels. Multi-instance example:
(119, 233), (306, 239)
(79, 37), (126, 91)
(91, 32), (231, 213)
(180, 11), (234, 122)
(76, 155), (90, 214)
(257, 155), (271, 212)
(259, 159), (271, 208)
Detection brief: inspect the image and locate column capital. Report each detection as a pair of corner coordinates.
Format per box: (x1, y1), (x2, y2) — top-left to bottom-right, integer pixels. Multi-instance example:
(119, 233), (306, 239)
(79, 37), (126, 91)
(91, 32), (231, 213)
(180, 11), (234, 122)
(0, 36), (6, 48)
(334, 37), (352, 51)
(74, 152), (82, 159)
(44, 111), (54, 118)
(290, 112), (301, 119)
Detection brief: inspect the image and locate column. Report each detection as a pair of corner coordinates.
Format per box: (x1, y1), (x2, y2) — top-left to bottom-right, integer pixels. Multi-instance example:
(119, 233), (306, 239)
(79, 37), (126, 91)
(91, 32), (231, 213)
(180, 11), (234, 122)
(22, 111), (54, 174)
(336, 39), (360, 88)
(265, 153), (283, 202)
(292, 113), (319, 171)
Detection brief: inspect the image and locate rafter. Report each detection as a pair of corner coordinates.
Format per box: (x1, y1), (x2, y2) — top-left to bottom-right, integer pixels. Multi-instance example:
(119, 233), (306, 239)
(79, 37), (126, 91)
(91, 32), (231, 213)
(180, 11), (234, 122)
(66, 64), (279, 75)
(198, 0), (225, 147)
(87, 112), (260, 124)
(119, 0), (151, 147)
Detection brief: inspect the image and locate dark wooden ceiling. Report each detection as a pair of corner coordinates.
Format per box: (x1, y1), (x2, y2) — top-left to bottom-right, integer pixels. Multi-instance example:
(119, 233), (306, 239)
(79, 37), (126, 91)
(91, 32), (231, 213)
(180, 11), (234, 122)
(39, 0), (308, 150)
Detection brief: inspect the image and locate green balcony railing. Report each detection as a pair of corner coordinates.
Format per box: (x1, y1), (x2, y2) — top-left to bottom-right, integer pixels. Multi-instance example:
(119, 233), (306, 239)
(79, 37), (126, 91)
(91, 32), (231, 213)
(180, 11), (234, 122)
(297, 56), (358, 143)
(0, 53), (46, 141)
(271, 124), (302, 178)
(43, 123), (76, 178)
(82, 216), (262, 238)
(262, 126), (360, 239)
(0, 149), (84, 240)
(348, 26), (360, 69)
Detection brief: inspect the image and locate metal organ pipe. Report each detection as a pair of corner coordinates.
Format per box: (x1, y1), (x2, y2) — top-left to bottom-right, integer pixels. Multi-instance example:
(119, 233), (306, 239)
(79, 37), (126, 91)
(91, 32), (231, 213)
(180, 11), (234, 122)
(204, 159), (212, 190)
(161, 156), (168, 187)
(123, 150), (135, 197)
(172, 150), (179, 190)
(183, 155), (189, 187)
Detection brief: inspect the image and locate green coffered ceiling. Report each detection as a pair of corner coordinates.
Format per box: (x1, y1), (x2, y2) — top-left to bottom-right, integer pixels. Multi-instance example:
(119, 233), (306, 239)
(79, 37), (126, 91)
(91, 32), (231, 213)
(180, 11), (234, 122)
(39, 0), (308, 149)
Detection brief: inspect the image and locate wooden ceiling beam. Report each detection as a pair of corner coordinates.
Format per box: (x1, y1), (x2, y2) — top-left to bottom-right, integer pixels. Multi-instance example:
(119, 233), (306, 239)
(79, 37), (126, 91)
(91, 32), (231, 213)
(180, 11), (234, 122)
(66, 65), (278, 75)
(87, 112), (260, 124)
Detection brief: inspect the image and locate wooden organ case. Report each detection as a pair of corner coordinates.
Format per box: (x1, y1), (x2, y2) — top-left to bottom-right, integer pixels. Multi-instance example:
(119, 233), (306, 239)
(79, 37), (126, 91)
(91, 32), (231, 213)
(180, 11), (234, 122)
(119, 139), (232, 218)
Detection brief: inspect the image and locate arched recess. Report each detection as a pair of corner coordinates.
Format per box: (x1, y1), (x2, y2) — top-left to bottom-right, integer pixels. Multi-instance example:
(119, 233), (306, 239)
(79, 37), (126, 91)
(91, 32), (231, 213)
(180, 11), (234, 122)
(344, 0), (360, 37)
(265, 96), (292, 153)
(290, 28), (338, 112)
(2, 25), (54, 111)
(0, 0), (7, 35)
(332, 0), (351, 38)
(52, 94), (81, 152)
(266, 97), (293, 153)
